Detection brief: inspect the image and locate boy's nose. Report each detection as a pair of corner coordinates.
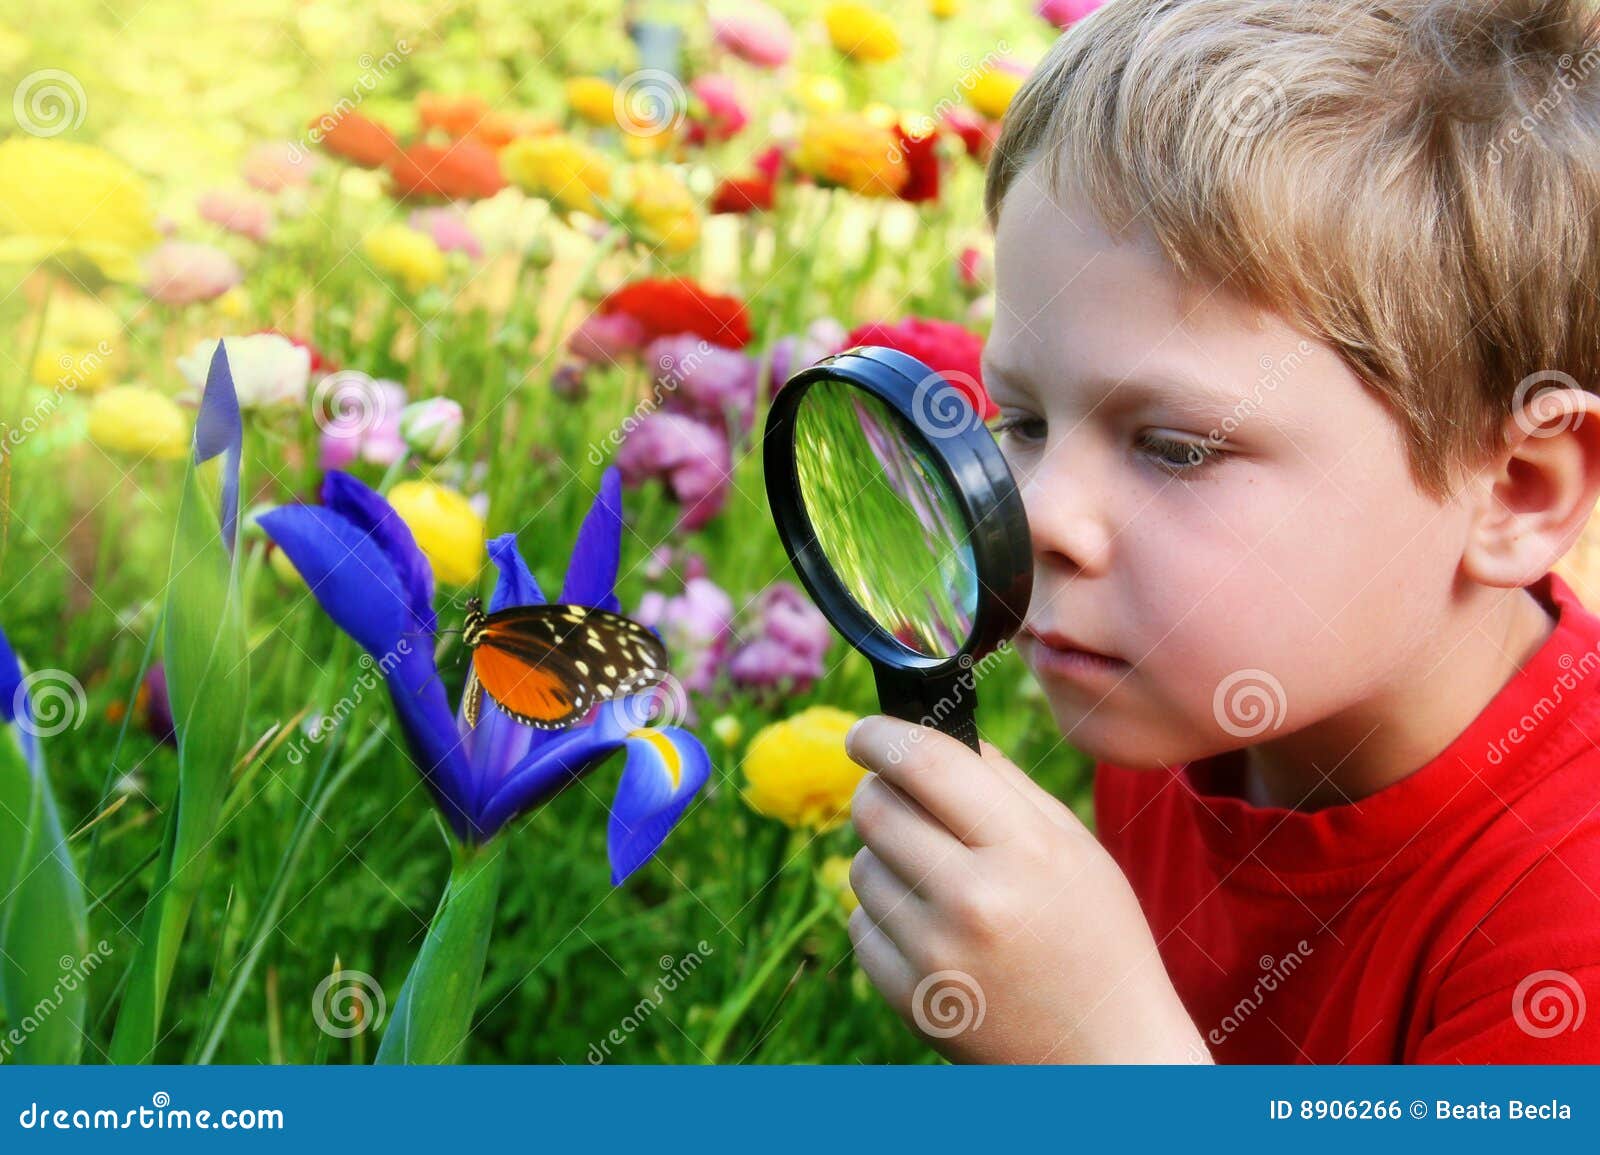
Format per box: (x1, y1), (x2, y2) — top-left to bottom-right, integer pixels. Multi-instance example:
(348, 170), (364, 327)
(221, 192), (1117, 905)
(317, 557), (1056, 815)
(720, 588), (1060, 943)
(1019, 466), (1113, 580)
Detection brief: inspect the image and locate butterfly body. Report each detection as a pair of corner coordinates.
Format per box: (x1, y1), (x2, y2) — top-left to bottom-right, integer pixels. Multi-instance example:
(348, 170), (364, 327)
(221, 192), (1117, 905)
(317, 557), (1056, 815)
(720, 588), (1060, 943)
(460, 597), (669, 730)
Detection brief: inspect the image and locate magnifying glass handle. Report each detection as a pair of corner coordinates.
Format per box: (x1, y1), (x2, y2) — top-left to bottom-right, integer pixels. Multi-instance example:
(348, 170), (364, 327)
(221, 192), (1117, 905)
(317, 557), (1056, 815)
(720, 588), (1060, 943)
(871, 664), (982, 753)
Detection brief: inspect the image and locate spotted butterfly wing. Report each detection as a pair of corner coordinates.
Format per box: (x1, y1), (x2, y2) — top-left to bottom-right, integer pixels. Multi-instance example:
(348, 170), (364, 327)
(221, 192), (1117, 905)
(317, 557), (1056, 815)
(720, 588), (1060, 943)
(461, 600), (669, 730)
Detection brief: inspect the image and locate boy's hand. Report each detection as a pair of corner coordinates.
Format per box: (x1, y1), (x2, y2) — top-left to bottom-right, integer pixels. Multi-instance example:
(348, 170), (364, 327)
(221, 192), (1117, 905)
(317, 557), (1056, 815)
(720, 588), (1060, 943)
(845, 715), (1210, 1064)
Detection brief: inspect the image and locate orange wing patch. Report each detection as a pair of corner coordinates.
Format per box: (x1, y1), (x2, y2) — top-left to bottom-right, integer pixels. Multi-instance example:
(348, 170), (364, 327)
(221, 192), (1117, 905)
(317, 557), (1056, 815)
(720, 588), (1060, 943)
(472, 643), (580, 726)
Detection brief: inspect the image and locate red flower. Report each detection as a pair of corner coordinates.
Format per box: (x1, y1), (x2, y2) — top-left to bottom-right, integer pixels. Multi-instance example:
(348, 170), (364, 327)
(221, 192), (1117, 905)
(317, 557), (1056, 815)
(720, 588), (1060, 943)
(600, 277), (753, 348)
(313, 111), (398, 168)
(711, 145), (784, 214)
(893, 126), (942, 205)
(416, 92), (491, 139)
(843, 317), (998, 419)
(940, 107), (1001, 165)
(387, 139), (506, 201)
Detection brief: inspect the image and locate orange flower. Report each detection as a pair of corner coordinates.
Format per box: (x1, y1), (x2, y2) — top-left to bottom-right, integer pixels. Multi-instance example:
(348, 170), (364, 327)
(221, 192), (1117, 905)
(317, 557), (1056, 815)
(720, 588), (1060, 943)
(417, 92), (492, 138)
(312, 111), (398, 168)
(793, 114), (908, 197)
(387, 139), (506, 201)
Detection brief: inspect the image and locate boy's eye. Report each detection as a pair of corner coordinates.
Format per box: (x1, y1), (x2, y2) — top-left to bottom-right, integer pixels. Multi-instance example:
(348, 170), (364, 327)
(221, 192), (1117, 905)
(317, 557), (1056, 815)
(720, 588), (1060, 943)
(1137, 431), (1223, 473)
(990, 412), (1047, 444)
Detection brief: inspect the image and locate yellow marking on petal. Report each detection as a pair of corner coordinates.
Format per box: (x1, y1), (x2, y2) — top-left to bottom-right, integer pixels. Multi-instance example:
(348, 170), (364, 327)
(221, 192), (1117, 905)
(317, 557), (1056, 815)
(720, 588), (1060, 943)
(629, 727), (682, 789)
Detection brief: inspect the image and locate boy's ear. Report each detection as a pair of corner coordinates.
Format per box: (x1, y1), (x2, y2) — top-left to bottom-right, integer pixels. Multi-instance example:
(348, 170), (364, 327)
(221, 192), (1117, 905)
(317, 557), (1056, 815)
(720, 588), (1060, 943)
(1462, 384), (1600, 588)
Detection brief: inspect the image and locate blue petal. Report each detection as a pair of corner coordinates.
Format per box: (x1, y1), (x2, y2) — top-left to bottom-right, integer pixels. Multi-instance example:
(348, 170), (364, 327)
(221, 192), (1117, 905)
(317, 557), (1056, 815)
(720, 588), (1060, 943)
(322, 471), (437, 638)
(195, 340), (243, 553)
(559, 466), (623, 612)
(607, 726), (711, 884)
(380, 645), (475, 842)
(473, 710), (631, 838)
(0, 624), (38, 769)
(486, 532), (546, 613)
(257, 504), (412, 658)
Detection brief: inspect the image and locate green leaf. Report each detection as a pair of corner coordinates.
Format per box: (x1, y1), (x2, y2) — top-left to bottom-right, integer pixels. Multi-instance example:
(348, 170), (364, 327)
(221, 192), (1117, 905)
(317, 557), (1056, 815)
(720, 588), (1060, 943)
(108, 454), (249, 1063)
(375, 839), (505, 1065)
(0, 727), (89, 1064)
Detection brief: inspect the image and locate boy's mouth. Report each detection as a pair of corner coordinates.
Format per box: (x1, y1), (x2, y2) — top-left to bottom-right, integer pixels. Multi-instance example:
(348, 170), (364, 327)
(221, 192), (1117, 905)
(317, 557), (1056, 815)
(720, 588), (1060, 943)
(1020, 626), (1132, 684)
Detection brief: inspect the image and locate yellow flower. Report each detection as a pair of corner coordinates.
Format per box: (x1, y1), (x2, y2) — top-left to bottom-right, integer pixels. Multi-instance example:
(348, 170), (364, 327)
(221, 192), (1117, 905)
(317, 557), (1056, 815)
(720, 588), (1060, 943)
(566, 76), (618, 127)
(215, 285), (250, 320)
(500, 134), (615, 214)
(819, 854), (860, 913)
(930, 0), (960, 19)
(32, 346), (112, 392)
(793, 115), (908, 198)
(967, 63), (1026, 121)
(0, 139), (158, 281)
(711, 714), (744, 748)
(387, 480), (484, 586)
(87, 386), (189, 460)
(742, 705), (865, 830)
(792, 73), (846, 117)
(824, 3), (901, 63)
(364, 225), (446, 293)
(618, 165), (701, 254)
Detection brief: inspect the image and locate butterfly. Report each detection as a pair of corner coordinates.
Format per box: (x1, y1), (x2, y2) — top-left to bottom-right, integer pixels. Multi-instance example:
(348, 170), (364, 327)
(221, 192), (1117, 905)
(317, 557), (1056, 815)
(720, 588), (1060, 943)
(459, 597), (671, 730)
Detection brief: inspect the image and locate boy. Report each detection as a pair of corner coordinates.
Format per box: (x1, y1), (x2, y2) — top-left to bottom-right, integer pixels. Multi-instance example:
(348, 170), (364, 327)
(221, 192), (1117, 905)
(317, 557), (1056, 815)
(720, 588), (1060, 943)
(844, 0), (1600, 1062)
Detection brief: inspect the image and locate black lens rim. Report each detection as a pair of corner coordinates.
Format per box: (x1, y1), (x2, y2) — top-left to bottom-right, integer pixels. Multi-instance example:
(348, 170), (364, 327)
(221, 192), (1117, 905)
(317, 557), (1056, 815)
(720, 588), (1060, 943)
(763, 345), (1033, 676)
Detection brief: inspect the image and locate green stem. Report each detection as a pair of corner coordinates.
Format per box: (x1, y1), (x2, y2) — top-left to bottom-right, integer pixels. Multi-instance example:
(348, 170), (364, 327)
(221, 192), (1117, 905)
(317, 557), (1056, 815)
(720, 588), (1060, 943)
(374, 837), (506, 1064)
(702, 898), (829, 1064)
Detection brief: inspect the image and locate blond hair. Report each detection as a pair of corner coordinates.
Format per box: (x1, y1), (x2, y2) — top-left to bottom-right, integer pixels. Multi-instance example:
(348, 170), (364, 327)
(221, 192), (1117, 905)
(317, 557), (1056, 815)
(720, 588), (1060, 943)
(985, 0), (1600, 494)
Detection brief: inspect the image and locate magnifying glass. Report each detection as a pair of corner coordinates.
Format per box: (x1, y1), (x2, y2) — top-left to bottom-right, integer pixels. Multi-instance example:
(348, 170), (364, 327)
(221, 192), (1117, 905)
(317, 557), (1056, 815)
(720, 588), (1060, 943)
(764, 346), (1033, 752)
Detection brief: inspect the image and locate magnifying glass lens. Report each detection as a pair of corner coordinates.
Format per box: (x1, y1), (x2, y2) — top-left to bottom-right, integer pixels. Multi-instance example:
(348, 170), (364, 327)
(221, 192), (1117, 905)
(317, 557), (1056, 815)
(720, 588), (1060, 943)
(792, 379), (978, 660)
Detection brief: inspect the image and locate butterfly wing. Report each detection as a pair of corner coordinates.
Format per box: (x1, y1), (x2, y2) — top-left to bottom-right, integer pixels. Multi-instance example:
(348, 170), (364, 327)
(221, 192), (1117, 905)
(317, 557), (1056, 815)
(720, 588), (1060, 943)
(470, 604), (670, 730)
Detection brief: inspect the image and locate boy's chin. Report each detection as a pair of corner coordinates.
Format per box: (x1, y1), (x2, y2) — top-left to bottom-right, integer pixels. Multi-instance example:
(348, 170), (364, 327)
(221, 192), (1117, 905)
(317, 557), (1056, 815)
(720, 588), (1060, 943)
(1043, 700), (1213, 770)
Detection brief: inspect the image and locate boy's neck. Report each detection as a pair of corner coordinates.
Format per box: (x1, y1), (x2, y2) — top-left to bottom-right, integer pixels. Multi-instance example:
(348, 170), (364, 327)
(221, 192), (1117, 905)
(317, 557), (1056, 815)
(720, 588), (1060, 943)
(1241, 583), (1558, 811)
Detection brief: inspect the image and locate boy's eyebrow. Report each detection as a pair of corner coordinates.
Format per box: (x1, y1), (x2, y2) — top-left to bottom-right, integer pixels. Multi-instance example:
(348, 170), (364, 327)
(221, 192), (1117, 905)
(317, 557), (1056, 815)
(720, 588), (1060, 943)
(983, 357), (1312, 435)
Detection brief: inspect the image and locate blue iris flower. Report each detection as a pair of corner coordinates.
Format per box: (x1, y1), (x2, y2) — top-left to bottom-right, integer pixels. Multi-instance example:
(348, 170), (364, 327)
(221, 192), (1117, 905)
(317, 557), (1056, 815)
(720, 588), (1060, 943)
(258, 468), (711, 883)
(0, 624), (39, 771)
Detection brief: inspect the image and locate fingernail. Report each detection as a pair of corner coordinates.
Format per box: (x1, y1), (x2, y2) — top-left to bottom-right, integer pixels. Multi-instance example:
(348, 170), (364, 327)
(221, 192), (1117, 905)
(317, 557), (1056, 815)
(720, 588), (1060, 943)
(845, 715), (868, 757)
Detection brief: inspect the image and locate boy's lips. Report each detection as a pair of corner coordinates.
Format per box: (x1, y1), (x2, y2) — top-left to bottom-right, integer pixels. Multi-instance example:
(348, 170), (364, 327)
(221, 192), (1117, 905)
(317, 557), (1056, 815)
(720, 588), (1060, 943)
(1020, 626), (1131, 684)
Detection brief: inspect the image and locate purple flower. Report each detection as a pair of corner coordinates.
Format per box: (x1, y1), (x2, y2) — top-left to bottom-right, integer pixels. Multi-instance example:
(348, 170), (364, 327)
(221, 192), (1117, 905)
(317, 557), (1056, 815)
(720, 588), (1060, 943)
(317, 376), (407, 471)
(0, 624), (39, 770)
(143, 663), (175, 746)
(769, 318), (847, 393)
(648, 335), (759, 433)
(728, 582), (833, 693)
(636, 576), (735, 694)
(615, 411), (731, 531)
(257, 468), (710, 881)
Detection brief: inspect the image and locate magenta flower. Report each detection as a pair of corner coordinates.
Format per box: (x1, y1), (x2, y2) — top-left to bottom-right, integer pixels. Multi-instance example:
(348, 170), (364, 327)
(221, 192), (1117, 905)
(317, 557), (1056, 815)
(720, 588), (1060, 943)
(728, 582), (833, 692)
(770, 318), (847, 392)
(318, 377), (407, 470)
(688, 75), (750, 144)
(1037, 0), (1105, 29)
(615, 411), (731, 531)
(198, 189), (275, 243)
(648, 334), (759, 432)
(143, 241), (242, 306)
(570, 313), (647, 365)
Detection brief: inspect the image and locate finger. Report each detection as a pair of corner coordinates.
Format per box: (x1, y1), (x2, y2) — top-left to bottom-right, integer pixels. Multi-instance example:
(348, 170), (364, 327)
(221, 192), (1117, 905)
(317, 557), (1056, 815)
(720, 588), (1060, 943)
(979, 740), (1089, 835)
(847, 906), (916, 1011)
(849, 847), (931, 945)
(847, 715), (1025, 847)
(851, 773), (968, 883)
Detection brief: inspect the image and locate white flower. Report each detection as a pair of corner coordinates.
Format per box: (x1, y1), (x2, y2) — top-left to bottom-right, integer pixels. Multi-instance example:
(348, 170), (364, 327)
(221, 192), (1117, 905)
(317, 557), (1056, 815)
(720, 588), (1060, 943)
(176, 333), (311, 409)
(399, 396), (464, 460)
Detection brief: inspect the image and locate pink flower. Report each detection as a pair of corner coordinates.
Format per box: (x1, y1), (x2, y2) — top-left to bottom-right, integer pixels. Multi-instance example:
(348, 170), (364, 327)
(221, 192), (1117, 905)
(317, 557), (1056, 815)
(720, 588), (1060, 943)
(143, 241), (242, 306)
(636, 576), (736, 693)
(1037, 0), (1105, 29)
(318, 376), (407, 470)
(711, 2), (794, 69)
(198, 189), (274, 243)
(615, 411), (731, 531)
(242, 142), (319, 194)
(957, 245), (993, 292)
(569, 312), (647, 364)
(408, 207), (483, 260)
(687, 75), (750, 145)
(727, 582), (833, 692)
(648, 334), (760, 433)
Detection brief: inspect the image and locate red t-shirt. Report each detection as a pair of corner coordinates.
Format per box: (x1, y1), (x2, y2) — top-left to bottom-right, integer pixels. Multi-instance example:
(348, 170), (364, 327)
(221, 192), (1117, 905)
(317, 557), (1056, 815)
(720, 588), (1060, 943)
(1096, 571), (1600, 1063)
